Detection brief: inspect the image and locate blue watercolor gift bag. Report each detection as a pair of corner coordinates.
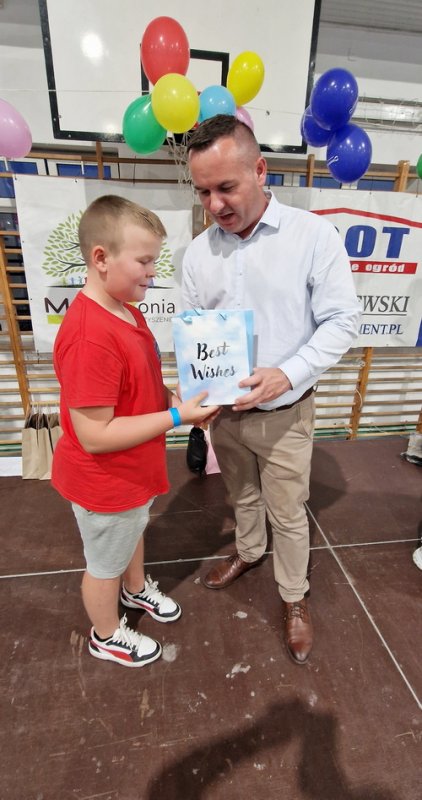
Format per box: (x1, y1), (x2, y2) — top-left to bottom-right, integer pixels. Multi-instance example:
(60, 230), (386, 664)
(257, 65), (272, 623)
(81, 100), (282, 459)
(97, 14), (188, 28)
(172, 309), (254, 405)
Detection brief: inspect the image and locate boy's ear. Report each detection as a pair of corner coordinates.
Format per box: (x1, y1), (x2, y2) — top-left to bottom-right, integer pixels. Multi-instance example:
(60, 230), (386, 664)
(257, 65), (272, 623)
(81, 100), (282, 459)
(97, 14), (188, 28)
(91, 245), (107, 273)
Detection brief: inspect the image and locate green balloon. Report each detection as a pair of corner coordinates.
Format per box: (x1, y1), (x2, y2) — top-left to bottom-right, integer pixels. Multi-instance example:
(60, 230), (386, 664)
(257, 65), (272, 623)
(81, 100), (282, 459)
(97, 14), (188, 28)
(417, 153), (422, 180)
(122, 94), (167, 154)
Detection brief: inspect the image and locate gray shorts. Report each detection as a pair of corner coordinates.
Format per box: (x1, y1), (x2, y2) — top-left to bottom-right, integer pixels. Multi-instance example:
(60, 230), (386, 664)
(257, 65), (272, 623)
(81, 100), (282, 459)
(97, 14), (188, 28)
(71, 499), (154, 579)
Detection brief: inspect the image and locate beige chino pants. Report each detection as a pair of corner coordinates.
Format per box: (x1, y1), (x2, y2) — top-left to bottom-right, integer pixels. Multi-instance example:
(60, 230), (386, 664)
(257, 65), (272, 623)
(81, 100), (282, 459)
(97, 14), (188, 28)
(211, 395), (315, 602)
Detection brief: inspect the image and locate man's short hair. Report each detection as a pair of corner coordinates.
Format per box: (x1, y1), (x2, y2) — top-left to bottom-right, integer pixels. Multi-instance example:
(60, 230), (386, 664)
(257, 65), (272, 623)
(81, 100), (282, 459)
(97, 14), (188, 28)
(187, 114), (260, 158)
(78, 195), (166, 263)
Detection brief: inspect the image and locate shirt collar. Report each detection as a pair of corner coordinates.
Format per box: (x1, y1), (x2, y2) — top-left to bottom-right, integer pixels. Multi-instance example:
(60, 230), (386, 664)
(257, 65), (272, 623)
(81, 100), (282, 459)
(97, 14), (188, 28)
(258, 191), (280, 230)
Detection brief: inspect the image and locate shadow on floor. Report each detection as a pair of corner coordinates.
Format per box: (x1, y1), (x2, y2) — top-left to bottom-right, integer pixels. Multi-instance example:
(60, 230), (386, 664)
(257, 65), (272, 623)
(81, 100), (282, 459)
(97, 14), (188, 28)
(146, 698), (399, 800)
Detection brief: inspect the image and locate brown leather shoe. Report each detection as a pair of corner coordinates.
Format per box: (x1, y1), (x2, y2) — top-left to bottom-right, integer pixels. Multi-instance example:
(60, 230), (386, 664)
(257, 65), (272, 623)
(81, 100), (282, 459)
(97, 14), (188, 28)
(283, 599), (313, 664)
(202, 552), (260, 589)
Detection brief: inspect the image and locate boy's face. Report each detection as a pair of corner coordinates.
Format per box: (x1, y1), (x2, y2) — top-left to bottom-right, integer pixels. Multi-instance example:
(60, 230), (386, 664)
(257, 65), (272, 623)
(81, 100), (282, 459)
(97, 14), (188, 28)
(102, 223), (162, 304)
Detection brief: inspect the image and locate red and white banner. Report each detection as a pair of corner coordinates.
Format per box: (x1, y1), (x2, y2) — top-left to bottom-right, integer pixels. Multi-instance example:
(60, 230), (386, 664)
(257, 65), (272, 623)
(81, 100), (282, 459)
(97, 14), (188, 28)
(276, 188), (422, 347)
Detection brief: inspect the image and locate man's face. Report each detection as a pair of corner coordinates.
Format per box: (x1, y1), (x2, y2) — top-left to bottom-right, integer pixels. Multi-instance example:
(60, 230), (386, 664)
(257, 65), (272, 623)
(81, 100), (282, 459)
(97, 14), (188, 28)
(189, 136), (268, 239)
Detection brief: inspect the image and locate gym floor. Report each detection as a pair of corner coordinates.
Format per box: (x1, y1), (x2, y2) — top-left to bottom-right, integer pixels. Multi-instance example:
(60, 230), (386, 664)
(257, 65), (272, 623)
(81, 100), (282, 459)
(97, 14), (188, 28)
(1, 434), (420, 800)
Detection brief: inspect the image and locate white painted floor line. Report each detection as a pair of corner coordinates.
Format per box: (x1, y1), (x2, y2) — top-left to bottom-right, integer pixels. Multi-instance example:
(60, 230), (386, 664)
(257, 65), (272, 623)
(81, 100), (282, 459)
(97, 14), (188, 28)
(0, 537), (418, 581)
(305, 503), (422, 710)
(314, 537), (418, 549)
(0, 567), (85, 579)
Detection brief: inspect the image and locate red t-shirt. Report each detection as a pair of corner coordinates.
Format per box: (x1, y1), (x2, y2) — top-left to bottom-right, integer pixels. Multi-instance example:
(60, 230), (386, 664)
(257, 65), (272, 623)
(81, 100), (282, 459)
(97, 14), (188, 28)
(52, 292), (170, 512)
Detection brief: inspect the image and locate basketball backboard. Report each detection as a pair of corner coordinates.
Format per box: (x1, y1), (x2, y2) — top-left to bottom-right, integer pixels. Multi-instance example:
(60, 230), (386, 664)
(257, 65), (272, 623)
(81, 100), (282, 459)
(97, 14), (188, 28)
(39, 0), (320, 153)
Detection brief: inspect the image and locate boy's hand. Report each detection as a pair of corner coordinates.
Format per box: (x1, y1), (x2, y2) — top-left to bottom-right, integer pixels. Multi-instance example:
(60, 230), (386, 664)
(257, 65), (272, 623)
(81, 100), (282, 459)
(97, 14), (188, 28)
(179, 391), (220, 425)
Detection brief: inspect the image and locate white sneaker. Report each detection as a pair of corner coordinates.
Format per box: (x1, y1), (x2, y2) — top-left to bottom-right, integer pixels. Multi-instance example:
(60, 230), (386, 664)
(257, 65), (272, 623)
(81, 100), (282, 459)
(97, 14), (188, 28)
(412, 546), (422, 571)
(402, 432), (422, 465)
(120, 575), (182, 622)
(89, 614), (161, 667)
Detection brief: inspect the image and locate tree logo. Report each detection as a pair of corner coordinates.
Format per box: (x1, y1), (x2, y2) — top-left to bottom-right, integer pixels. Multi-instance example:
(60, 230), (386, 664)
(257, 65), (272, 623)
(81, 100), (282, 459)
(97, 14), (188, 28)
(42, 211), (175, 285)
(42, 211), (85, 286)
(156, 241), (174, 279)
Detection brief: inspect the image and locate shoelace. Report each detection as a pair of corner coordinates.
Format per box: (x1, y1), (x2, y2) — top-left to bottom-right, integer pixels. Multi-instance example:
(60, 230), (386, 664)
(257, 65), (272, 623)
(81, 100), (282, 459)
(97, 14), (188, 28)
(142, 575), (165, 606)
(285, 602), (307, 621)
(111, 615), (145, 655)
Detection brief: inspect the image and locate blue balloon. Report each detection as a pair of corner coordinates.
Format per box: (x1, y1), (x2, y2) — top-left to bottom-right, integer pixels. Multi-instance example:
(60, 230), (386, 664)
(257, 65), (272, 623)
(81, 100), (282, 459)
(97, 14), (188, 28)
(300, 106), (332, 147)
(198, 85), (236, 122)
(310, 68), (359, 131)
(326, 123), (372, 183)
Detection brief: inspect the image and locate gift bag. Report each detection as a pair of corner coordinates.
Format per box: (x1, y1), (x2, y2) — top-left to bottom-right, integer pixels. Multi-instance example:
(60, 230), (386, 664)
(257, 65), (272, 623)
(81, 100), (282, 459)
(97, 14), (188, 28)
(204, 428), (220, 475)
(172, 309), (254, 405)
(186, 426), (208, 476)
(22, 410), (63, 480)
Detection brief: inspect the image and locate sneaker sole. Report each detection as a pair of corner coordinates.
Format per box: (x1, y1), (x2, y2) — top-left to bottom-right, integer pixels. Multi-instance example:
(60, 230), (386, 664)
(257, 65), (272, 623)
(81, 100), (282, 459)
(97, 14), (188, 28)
(120, 596), (182, 623)
(412, 549), (422, 570)
(88, 641), (162, 667)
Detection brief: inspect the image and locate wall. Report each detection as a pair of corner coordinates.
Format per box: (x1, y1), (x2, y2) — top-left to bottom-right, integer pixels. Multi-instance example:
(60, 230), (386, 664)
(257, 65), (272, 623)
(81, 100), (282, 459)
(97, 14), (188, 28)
(0, 5), (421, 167)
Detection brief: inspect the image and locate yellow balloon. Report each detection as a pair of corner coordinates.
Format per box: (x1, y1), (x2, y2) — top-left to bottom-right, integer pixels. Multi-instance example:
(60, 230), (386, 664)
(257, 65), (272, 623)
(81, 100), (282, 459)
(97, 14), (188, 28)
(151, 73), (199, 134)
(227, 51), (265, 106)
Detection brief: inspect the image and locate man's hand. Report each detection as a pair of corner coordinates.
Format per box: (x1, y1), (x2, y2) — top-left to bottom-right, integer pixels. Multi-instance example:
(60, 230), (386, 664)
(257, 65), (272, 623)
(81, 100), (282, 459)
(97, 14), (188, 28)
(232, 367), (292, 411)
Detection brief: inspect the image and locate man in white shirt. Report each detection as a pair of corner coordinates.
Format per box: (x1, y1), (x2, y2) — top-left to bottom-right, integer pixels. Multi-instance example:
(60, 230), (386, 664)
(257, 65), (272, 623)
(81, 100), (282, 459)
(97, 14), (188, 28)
(182, 115), (361, 664)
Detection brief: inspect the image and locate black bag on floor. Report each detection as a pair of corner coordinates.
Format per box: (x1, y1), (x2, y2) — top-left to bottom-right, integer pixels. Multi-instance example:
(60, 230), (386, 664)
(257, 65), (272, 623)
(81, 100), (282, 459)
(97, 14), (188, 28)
(186, 426), (208, 476)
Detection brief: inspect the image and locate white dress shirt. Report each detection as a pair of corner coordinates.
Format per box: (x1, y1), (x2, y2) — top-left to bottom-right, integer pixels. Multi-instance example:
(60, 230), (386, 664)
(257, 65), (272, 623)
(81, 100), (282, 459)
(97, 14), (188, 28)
(182, 192), (361, 409)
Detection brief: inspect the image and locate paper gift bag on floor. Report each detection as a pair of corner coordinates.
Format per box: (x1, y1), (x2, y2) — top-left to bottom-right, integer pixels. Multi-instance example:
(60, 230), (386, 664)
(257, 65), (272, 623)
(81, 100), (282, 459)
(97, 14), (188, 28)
(172, 309), (254, 406)
(22, 410), (63, 480)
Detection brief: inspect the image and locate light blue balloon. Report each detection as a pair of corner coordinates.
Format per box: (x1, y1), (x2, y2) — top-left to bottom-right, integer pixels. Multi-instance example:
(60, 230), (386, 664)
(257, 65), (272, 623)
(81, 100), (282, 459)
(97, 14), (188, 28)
(198, 85), (236, 122)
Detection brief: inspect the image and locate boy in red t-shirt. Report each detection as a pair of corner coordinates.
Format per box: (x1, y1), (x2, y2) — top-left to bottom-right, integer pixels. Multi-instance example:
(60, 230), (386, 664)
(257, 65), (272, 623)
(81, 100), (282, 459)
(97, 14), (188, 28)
(53, 195), (216, 668)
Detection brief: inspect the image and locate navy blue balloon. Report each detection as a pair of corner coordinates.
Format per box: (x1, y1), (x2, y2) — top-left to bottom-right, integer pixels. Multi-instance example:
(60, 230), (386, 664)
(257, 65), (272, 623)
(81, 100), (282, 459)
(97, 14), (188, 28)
(300, 106), (332, 147)
(310, 68), (359, 131)
(326, 123), (372, 183)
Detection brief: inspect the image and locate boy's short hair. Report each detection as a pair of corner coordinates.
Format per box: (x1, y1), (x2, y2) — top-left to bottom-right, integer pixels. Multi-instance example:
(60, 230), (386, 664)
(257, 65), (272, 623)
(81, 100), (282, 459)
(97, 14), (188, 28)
(78, 195), (166, 264)
(187, 114), (261, 159)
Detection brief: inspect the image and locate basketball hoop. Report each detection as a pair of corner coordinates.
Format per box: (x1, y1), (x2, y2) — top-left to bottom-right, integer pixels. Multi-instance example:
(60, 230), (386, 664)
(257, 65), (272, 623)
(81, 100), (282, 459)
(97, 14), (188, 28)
(167, 133), (195, 201)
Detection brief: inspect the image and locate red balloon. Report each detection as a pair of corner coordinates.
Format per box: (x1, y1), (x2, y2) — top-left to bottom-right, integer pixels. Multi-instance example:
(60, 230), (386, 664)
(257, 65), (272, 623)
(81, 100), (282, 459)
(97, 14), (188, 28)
(140, 16), (190, 85)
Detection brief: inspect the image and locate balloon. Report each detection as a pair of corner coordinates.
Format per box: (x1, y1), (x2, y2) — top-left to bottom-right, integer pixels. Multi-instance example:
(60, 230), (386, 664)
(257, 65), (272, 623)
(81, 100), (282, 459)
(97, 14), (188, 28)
(416, 154), (422, 180)
(326, 123), (372, 183)
(0, 98), (32, 158)
(151, 73), (199, 133)
(310, 68), (359, 132)
(235, 106), (254, 131)
(140, 16), (189, 85)
(122, 94), (167, 154)
(198, 85), (236, 122)
(227, 51), (265, 106)
(300, 106), (332, 147)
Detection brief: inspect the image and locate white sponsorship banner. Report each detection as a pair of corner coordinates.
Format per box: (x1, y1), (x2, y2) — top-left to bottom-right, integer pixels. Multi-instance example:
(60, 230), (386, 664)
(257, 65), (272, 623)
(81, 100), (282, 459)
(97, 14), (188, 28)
(15, 179), (422, 351)
(275, 188), (422, 347)
(14, 175), (193, 353)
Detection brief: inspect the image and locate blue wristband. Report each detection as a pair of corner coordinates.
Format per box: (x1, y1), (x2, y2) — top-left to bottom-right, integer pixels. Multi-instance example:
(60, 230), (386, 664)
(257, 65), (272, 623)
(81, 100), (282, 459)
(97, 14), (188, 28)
(168, 406), (182, 427)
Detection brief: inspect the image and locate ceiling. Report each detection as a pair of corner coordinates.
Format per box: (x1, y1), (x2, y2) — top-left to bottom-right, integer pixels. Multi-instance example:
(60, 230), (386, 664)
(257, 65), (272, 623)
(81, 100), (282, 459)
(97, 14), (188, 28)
(320, 0), (422, 34)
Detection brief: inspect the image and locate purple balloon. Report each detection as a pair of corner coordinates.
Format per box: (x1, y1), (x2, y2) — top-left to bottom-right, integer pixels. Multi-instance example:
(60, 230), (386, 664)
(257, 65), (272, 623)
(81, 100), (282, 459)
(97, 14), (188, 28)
(235, 105), (254, 131)
(0, 98), (32, 158)
(300, 106), (332, 147)
(310, 68), (359, 132)
(327, 123), (372, 183)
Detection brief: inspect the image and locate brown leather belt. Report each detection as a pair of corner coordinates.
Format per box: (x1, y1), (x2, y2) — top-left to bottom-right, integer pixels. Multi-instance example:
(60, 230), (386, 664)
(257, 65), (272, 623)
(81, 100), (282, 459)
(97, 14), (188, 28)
(244, 386), (314, 413)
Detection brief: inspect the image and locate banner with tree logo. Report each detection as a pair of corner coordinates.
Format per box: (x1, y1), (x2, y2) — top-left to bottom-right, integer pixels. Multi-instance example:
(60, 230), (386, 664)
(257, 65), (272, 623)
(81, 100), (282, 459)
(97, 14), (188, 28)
(14, 175), (192, 353)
